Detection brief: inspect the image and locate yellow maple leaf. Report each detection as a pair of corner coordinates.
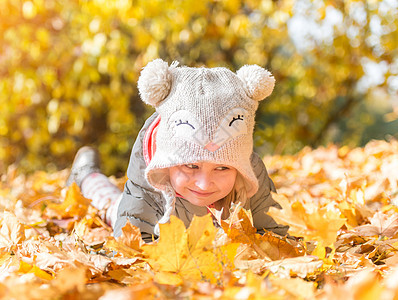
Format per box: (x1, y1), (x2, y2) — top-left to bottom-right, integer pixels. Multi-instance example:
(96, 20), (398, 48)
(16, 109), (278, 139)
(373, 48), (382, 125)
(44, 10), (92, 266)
(142, 215), (224, 285)
(44, 182), (91, 219)
(216, 205), (302, 260)
(268, 193), (346, 246)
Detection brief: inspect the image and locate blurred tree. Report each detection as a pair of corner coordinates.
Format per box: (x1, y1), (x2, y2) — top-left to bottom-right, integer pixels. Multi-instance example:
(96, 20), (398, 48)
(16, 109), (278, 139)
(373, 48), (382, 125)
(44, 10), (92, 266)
(0, 0), (396, 175)
(255, 0), (398, 154)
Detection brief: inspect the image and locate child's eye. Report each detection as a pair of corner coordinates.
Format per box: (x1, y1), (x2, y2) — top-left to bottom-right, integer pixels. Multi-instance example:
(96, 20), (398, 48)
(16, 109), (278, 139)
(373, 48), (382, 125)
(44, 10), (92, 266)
(185, 164), (199, 169)
(216, 166), (229, 171)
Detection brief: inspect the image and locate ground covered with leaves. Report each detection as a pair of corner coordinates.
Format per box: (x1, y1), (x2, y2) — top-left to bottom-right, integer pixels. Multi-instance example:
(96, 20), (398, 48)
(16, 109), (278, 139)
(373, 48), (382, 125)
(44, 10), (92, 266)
(1, 139), (398, 299)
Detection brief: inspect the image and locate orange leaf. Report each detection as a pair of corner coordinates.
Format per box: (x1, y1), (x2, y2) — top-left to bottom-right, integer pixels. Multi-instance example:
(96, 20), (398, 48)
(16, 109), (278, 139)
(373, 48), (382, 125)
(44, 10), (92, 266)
(219, 205), (302, 260)
(44, 182), (91, 219)
(256, 231), (303, 260)
(117, 220), (145, 251)
(103, 221), (143, 259)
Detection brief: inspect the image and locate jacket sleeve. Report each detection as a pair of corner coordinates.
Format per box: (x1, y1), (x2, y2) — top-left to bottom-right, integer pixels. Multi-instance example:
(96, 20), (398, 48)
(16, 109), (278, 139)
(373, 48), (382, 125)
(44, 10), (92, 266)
(113, 179), (163, 242)
(247, 152), (289, 236)
(113, 112), (163, 242)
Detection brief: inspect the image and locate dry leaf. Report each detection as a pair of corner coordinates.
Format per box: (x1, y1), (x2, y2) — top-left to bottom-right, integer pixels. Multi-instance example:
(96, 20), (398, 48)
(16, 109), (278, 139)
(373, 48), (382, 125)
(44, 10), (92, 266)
(143, 215), (223, 284)
(257, 231), (304, 260)
(262, 256), (323, 278)
(1, 140), (398, 298)
(18, 261), (53, 281)
(354, 211), (398, 238)
(99, 282), (159, 300)
(0, 212), (25, 249)
(116, 220), (145, 251)
(44, 183), (91, 219)
(269, 193), (346, 246)
(73, 216), (112, 248)
(52, 267), (87, 294)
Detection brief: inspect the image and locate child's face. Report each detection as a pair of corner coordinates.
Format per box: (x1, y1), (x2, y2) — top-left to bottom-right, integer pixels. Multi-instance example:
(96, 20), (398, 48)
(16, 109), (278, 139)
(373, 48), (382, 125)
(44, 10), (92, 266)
(169, 162), (237, 207)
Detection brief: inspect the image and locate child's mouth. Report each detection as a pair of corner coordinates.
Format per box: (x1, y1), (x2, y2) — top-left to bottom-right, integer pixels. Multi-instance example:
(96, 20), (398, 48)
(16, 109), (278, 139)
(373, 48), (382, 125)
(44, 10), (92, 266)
(188, 189), (215, 197)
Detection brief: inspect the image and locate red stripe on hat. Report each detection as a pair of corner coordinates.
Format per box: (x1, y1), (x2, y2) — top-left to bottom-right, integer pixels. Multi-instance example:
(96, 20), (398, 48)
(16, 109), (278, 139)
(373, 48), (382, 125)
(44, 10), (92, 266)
(143, 114), (161, 166)
(142, 115), (184, 199)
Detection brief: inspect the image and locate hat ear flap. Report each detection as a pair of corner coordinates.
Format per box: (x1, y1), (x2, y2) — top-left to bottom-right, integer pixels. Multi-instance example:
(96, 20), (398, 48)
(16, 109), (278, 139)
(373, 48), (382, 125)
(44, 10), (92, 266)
(137, 59), (178, 107)
(237, 65), (275, 101)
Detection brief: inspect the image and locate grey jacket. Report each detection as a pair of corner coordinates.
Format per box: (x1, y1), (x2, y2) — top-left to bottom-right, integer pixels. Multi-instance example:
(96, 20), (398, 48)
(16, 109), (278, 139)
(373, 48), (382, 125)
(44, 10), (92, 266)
(114, 113), (288, 241)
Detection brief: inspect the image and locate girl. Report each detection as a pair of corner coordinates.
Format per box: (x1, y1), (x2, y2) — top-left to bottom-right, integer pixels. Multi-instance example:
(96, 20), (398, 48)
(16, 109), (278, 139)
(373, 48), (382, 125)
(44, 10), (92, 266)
(66, 59), (288, 242)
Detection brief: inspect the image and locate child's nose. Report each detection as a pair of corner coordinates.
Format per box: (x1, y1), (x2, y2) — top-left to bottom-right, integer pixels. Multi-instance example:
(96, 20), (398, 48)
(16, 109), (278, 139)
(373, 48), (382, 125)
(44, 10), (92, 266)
(194, 172), (211, 190)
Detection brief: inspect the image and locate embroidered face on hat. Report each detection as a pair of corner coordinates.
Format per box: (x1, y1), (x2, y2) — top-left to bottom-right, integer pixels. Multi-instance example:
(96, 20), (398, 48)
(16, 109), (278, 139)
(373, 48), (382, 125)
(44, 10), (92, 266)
(137, 59), (275, 199)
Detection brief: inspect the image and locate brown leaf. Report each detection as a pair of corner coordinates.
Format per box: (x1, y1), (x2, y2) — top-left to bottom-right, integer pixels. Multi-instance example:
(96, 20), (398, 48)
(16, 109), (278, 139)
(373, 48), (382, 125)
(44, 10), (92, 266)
(256, 231), (304, 260)
(355, 211), (398, 238)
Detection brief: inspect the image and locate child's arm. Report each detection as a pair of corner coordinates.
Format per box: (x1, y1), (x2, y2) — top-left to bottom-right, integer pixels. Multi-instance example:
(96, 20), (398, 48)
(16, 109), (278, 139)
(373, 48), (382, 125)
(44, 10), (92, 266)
(112, 112), (163, 242)
(247, 152), (289, 236)
(113, 179), (163, 242)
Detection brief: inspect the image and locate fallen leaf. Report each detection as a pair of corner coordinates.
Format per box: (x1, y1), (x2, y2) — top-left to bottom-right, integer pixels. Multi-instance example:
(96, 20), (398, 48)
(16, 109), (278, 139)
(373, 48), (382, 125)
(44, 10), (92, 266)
(52, 267), (87, 294)
(257, 231), (304, 260)
(44, 183), (91, 219)
(99, 282), (160, 300)
(354, 211), (398, 238)
(270, 276), (316, 299)
(143, 215), (221, 284)
(268, 193), (346, 246)
(0, 211), (26, 250)
(18, 261), (53, 281)
(262, 256), (323, 278)
(116, 220), (144, 251)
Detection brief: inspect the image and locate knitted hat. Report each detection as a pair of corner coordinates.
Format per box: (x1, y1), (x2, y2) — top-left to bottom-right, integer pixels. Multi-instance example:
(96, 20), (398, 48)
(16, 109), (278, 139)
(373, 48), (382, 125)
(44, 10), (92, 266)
(137, 59), (275, 235)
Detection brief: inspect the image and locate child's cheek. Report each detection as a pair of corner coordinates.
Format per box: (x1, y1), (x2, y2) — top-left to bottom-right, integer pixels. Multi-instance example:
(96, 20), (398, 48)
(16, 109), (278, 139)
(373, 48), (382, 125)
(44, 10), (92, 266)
(170, 168), (191, 190)
(176, 170), (191, 187)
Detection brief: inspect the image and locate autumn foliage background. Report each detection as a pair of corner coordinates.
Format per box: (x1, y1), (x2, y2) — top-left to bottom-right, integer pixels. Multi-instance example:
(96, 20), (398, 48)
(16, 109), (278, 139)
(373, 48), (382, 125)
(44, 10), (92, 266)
(1, 0), (398, 299)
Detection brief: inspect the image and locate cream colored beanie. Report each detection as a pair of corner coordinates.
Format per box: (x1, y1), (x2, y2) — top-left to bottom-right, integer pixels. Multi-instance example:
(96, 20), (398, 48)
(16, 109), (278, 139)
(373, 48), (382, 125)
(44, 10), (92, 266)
(137, 59), (275, 235)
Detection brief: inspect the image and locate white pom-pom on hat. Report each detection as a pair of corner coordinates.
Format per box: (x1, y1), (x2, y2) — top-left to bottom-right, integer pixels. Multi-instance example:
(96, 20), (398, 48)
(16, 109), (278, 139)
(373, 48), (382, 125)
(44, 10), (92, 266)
(237, 64), (275, 101)
(137, 59), (178, 107)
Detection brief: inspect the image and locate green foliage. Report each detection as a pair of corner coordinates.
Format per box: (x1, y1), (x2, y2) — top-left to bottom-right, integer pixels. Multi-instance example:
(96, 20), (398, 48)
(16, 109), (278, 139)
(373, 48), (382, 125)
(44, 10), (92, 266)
(0, 0), (397, 174)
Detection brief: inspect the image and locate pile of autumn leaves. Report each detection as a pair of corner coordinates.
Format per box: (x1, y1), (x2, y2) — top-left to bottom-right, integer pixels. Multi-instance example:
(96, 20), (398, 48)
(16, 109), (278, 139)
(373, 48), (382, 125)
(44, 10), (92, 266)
(0, 140), (398, 299)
